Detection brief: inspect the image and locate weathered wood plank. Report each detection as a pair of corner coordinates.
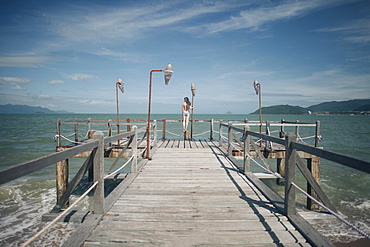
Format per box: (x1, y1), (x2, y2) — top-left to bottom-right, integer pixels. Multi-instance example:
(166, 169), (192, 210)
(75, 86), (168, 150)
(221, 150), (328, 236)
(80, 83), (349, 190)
(83, 141), (311, 246)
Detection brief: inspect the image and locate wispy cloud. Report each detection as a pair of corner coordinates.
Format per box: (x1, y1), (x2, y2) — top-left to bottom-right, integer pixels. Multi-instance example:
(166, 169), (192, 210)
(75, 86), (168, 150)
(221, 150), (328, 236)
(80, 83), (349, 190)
(10, 85), (27, 90)
(46, 1), (244, 43)
(0, 76), (30, 90)
(315, 18), (370, 44)
(64, 73), (100, 81)
(0, 76), (30, 84)
(0, 55), (51, 67)
(200, 0), (359, 34)
(48, 80), (65, 85)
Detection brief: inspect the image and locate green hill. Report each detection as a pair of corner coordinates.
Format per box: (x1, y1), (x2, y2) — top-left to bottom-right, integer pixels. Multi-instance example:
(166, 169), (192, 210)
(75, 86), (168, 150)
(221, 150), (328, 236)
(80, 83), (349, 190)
(308, 99), (370, 112)
(251, 105), (309, 114)
(250, 99), (370, 114)
(0, 104), (72, 114)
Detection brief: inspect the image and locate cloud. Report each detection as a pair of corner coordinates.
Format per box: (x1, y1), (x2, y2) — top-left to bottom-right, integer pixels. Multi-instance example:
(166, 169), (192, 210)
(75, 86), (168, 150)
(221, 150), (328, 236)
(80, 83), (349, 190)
(46, 1), (243, 43)
(315, 18), (370, 44)
(0, 55), (51, 67)
(200, 0), (358, 34)
(10, 85), (27, 90)
(65, 73), (100, 81)
(48, 80), (65, 85)
(0, 76), (30, 84)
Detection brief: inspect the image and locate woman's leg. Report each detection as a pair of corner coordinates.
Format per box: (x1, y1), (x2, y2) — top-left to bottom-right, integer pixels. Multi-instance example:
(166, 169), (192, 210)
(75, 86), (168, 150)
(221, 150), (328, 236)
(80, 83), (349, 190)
(184, 114), (190, 131)
(182, 114), (186, 131)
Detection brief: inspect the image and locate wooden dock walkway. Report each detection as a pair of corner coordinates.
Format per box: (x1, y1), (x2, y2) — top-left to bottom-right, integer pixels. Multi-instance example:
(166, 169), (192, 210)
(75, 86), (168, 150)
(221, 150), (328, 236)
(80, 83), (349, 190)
(83, 140), (310, 246)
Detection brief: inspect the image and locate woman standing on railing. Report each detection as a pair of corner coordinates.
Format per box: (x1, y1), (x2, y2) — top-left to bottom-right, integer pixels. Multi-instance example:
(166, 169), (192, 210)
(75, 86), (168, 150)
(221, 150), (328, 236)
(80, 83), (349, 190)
(182, 97), (193, 132)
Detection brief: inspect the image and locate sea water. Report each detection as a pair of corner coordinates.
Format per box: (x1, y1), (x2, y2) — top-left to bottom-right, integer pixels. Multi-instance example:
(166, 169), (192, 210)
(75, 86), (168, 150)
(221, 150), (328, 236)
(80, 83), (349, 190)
(0, 113), (369, 246)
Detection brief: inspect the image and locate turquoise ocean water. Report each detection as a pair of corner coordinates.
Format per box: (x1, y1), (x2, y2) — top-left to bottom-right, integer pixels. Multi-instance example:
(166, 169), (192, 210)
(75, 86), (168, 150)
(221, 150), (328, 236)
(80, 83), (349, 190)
(0, 113), (369, 246)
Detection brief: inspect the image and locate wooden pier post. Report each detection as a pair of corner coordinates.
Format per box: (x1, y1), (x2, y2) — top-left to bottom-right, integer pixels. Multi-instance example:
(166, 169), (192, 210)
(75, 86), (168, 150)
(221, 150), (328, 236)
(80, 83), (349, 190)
(243, 125), (250, 173)
(127, 118), (131, 132)
(162, 118), (166, 140)
(56, 119), (61, 147)
(276, 158), (285, 185)
(219, 120), (223, 147)
(285, 133), (297, 216)
(184, 131), (190, 140)
(74, 118), (78, 144)
(307, 157), (320, 210)
(93, 131), (104, 214)
(315, 121), (321, 147)
(108, 120), (112, 137)
(210, 119), (214, 140)
(280, 119), (285, 138)
(56, 159), (69, 208)
(131, 126), (138, 173)
(228, 122), (232, 157)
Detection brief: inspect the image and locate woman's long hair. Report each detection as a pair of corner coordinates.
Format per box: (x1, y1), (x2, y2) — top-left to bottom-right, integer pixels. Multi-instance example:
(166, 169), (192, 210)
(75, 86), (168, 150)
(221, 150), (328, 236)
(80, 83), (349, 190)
(184, 97), (191, 106)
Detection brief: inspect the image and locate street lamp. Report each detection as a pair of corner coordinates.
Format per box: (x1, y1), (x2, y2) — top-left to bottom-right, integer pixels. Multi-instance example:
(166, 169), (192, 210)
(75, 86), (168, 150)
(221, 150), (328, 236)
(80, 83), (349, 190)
(146, 63), (173, 159)
(253, 79), (262, 134)
(116, 78), (124, 134)
(190, 83), (196, 139)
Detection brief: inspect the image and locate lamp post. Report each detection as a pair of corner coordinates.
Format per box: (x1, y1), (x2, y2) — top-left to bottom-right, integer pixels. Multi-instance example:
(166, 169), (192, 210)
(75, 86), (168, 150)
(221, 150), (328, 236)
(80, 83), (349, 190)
(116, 78), (124, 134)
(146, 63), (173, 159)
(190, 83), (196, 140)
(253, 79), (262, 134)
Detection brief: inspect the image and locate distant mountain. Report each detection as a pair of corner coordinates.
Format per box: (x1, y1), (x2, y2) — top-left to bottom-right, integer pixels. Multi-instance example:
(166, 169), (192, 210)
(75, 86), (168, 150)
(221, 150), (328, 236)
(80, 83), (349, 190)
(250, 99), (370, 114)
(308, 99), (370, 112)
(0, 104), (73, 114)
(251, 105), (308, 115)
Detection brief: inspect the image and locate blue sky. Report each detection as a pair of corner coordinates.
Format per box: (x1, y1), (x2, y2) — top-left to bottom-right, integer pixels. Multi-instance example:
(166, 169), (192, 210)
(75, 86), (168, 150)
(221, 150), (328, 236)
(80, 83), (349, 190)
(0, 0), (369, 114)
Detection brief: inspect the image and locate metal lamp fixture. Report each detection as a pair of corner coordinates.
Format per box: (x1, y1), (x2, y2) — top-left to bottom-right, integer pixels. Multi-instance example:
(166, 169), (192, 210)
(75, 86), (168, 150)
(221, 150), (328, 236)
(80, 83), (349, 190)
(146, 63), (173, 159)
(164, 63), (173, 85)
(253, 79), (262, 134)
(116, 78), (124, 135)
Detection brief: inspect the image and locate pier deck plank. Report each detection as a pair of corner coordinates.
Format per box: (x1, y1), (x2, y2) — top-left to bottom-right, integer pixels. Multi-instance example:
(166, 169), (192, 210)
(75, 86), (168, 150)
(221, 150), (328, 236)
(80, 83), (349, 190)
(83, 140), (310, 246)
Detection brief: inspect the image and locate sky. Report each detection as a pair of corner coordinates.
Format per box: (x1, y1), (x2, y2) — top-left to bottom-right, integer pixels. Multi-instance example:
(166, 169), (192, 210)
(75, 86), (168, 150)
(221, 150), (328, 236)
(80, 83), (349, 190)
(0, 0), (369, 114)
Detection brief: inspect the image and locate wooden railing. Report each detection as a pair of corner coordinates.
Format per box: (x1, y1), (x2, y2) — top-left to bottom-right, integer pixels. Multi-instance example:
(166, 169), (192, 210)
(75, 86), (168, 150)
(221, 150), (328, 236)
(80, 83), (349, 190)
(0, 125), (147, 211)
(218, 121), (370, 246)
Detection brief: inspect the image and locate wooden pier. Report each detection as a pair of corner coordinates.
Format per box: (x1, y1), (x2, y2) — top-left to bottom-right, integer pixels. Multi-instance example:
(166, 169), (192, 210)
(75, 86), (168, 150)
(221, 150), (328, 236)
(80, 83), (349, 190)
(80, 140), (311, 246)
(2, 118), (370, 247)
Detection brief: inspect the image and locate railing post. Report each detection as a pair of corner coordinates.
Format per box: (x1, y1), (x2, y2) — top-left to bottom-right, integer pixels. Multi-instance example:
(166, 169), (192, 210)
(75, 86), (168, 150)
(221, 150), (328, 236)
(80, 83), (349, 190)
(56, 119), (61, 147)
(280, 119), (285, 138)
(88, 118), (93, 139)
(295, 120), (300, 136)
(315, 120), (321, 147)
(131, 126), (138, 173)
(285, 133), (297, 216)
(266, 121), (271, 149)
(127, 118), (131, 132)
(243, 125), (250, 173)
(228, 122), (233, 156)
(162, 118), (166, 140)
(93, 131), (105, 214)
(210, 119), (214, 141)
(74, 118), (79, 144)
(219, 120), (223, 147)
(307, 157), (320, 210)
(56, 159), (69, 208)
(153, 120), (157, 148)
(108, 119), (112, 137)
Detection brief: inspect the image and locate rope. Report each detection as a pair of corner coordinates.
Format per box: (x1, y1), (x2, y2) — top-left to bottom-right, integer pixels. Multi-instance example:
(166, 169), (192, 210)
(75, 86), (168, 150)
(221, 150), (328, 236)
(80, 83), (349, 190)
(104, 155), (134, 179)
(165, 130), (181, 137)
(292, 182), (370, 240)
(54, 134), (83, 144)
(21, 181), (99, 247)
(192, 130), (210, 137)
